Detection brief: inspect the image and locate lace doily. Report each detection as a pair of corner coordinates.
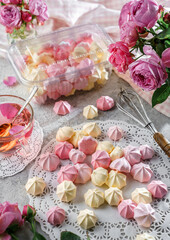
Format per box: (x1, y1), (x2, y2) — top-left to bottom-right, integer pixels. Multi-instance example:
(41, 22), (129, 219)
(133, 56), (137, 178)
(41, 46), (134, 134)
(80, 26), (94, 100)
(28, 120), (170, 240)
(0, 120), (43, 178)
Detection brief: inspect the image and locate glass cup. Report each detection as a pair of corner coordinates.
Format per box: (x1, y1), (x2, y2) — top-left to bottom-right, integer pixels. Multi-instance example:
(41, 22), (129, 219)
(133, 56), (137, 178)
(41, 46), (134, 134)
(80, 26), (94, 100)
(0, 95), (34, 155)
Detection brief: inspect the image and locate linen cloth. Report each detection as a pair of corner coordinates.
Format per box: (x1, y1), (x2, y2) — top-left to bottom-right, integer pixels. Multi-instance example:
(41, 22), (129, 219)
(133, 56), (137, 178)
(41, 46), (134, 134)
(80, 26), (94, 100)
(0, 0), (169, 116)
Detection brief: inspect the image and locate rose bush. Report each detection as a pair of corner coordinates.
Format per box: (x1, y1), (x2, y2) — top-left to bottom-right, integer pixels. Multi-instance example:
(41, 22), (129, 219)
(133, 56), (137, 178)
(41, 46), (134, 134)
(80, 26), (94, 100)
(109, 41), (134, 73)
(129, 46), (168, 91)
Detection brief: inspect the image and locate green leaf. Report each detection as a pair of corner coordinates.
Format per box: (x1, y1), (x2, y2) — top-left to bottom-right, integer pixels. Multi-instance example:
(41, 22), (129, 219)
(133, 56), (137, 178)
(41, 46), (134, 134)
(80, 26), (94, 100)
(61, 231), (81, 240)
(156, 42), (165, 57)
(152, 83), (170, 107)
(157, 27), (170, 40)
(34, 232), (47, 240)
(165, 39), (170, 49)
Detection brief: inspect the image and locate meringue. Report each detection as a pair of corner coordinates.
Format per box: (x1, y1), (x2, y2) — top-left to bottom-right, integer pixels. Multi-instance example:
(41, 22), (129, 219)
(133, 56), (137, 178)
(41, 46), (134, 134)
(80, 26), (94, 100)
(147, 180), (168, 199)
(69, 130), (86, 148)
(84, 188), (105, 208)
(110, 157), (131, 173)
(74, 77), (89, 90)
(131, 163), (153, 183)
(55, 141), (73, 160)
(108, 126), (123, 141)
(78, 136), (98, 155)
(118, 199), (137, 219)
(39, 152), (60, 172)
(69, 149), (86, 164)
(74, 163), (92, 184)
(106, 170), (126, 189)
(46, 206), (65, 225)
(124, 145), (141, 165)
(57, 165), (78, 183)
(83, 105), (98, 119)
(56, 81), (73, 96)
(83, 122), (101, 138)
(105, 187), (123, 206)
(139, 145), (155, 160)
(25, 176), (46, 196)
(110, 146), (124, 161)
(56, 126), (74, 142)
(56, 180), (77, 202)
(53, 100), (71, 115)
(91, 167), (108, 186)
(91, 150), (111, 169)
(96, 141), (114, 154)
(96, 96), (114, 111)
(135, 233), (155, 240)
(131, 188), (152, 204)
(134, 203), (156, 228)
(77, 209), (97, 229)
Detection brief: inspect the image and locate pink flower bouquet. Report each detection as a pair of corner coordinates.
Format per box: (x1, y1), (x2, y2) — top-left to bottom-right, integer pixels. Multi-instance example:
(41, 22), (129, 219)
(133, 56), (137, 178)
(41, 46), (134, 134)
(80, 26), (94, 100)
(109, 0), (170, 107)
(0, 0), (48, 40)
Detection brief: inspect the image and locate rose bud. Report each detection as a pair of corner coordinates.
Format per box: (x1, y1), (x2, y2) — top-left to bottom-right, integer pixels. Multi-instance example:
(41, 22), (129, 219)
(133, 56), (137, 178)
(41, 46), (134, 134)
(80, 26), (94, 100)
(163, 13), (170, 24)
(22, 11), (32, 23)
(22, 205), (36, 219)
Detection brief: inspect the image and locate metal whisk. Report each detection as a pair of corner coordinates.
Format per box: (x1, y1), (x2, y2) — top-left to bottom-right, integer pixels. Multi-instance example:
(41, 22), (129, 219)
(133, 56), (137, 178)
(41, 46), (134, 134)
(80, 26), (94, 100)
(117, 89), (170, 157)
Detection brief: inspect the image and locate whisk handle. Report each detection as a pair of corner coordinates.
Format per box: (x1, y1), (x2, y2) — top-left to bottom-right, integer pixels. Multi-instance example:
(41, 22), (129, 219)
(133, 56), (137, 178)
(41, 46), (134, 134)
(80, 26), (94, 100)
(153, 132), (170, 157)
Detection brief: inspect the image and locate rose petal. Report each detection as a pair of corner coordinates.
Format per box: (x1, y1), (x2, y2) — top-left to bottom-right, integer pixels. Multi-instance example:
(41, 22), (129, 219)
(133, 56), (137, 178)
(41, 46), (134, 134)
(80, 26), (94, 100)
(0, 104), (18, 119)
(3, 76), (17, 86)
(9, 125), (25, 135)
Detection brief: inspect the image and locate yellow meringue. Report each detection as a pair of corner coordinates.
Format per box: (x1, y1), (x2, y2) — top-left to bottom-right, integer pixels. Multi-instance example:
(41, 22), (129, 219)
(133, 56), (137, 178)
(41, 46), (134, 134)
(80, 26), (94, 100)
(106, 170), (126, 189)
(91, 167), (108, 186)
(56, 180), (77, 202)
(77, 209), (97, 229)
(69, 130), (87, 148)
(97, 141), (114, 154)
(65, 88), (76, 97)
(83, 105), (98, 119)
(83, 81), (95, 91)
(83, 122), (101, 138)
(25, 176), (46, 196)
(131, 188), (152, 204)
(110, 146), (124, 161)
(105, 187), (123, 206)
(84, 189), (105, 208)
(56, 126), (75, 142)
(72, 46), (88, 62)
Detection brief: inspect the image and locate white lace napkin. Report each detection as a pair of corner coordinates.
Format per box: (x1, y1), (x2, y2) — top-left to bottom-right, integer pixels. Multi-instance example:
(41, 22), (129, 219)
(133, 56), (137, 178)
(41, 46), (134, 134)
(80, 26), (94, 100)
(28, 120), (170, 240)
(0, 120), (43, 178)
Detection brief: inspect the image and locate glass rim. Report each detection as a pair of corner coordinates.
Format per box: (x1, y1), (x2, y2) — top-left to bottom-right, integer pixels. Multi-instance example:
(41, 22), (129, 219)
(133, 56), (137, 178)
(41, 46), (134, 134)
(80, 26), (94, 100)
(0, 94), (34, 141)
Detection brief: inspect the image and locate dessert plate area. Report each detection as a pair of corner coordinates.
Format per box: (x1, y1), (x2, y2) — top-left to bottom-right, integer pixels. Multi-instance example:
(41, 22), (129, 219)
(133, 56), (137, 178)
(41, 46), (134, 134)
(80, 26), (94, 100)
(28, 120), (170, 240)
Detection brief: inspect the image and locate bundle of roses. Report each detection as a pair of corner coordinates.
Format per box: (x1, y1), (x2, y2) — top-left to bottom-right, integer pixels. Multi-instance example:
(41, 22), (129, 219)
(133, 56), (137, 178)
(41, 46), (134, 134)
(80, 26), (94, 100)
(0, 0), (48, 39)
(108, 0), (170, 107)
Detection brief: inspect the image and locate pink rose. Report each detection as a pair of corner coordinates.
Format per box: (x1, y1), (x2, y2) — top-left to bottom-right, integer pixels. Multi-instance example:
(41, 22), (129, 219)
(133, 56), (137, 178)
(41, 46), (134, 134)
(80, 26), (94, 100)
(162, 48), (170, 68)
(0, 202), (23, 234)
(109, 41), (134, 73)
(0, 233), (11, 240)
(21, 11), (32, 22)
(22, 205), (36, 218)
(29, 0), (48, 22)
(120, 21), (138, 47)
(119, 1), (133, 28)
(0, 5), (21, 28)
(129, 46), (168, 91)
(130, 0), (159, 29)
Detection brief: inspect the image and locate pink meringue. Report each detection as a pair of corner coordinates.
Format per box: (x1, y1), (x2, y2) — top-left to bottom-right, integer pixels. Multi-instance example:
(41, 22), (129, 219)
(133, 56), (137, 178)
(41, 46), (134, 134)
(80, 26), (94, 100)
(77, 58), (94, 77)
(96, 96), (114, 111)
(74, 77), (89, 90)
(56, 81), (73, 95)
(53, 100), (71, 116)
(147, 180), (168, 199)
(74, 163), (92, 184)
(134, 203), (156, 228)
(57, 164), (78, 183)
(46, 63), (66, 77)
(76, 33), (93, 44)
(65, 66), (80, 83)
(78, 136), (98, 155)
(108, 126), (123, 141)
(110, 157), (131, 173)
(48, 90), (61, 100)
(55, 142), (73, 160)
(139, 145), (155, 160)
(39, 152), (60, 172)
(118, 199), (137, 219)
(131, 163), (153, 183)
(91, 150), (111, 169)
(69, 149), (86, 164)
(124, 145), (141, 165)
(46, 206), (65, 225)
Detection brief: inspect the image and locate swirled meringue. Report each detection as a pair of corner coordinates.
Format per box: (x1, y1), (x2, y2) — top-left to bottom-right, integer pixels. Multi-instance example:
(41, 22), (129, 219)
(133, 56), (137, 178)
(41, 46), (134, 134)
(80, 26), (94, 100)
(105, 187), (123, 206)
(83, 122), (101, 138)
(131, 188), (152, 204)
(77, 209), (97, 229)
(56, 180), (77, 202)
(39, 152), (60, 172)
(108, 126), (123, 141)
(91, 167), (108, 186)
(25, 176), (46, 196)
(56, 126), (74, 142)
(84, 188), (105, 208)
(57, 165), (78, 183)
(91, 150), (111, 169)
(147, 180), (168, 199)
(46, 206), (65, 225)
(131, 163), (153, 183)
(110, 157), (131, 173)
(118, 199), (137, 219)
